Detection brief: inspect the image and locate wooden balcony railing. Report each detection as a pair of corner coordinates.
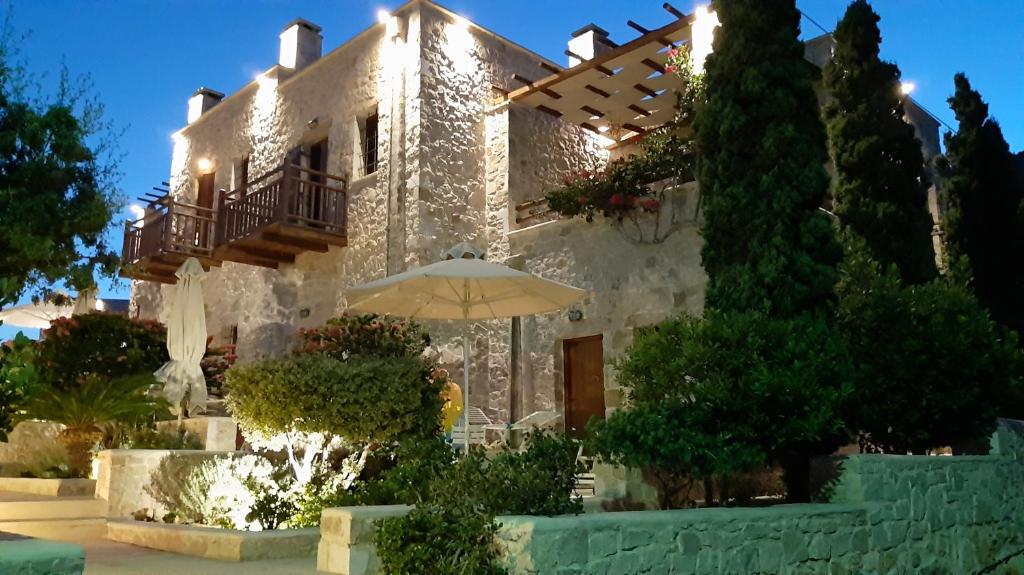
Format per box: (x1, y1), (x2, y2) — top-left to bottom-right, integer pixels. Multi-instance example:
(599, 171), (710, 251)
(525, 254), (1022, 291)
(217, 162), (347, 246)
(120, 197), (217, 282)
(211, 161), (347, 268)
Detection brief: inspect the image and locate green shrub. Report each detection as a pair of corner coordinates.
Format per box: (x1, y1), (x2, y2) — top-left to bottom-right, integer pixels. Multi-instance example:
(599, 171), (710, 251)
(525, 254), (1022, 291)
(376, 503), (505, 575)
(375, 433), (581, 575)
(36, 313), (167, 391)
(0, 332), (40, 441)
(295, 314), (430, 360)
(226, 354), (441, 443)
(118, 425), (203, 450)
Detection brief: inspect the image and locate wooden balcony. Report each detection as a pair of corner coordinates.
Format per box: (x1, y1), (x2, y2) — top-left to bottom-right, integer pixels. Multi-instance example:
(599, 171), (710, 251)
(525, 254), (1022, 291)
(120, 198), (221, 283)
(214, 162), (348, 268)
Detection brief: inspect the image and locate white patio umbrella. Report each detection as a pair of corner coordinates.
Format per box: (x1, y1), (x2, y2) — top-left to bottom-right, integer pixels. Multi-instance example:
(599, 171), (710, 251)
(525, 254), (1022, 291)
(346, 244), (585, 453)
(0, 298), (73, 329)
(154, 258), (208, 417)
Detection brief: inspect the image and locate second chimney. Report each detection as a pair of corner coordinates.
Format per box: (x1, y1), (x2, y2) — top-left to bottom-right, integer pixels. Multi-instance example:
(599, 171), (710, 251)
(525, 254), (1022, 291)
(279, 18), (323, 70)
(187, 87), (224, 124)
(568, 24), (612, 67)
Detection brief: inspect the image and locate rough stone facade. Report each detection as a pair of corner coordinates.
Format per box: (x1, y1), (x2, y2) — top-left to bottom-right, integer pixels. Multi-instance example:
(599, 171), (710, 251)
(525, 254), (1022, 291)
(94, 449), (227, 519)
(131, 0), (943, 426)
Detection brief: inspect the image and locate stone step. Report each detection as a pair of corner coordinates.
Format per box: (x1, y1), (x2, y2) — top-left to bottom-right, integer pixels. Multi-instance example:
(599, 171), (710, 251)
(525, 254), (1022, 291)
(0, 496), (106, 521)
(0, 518), (107, 542)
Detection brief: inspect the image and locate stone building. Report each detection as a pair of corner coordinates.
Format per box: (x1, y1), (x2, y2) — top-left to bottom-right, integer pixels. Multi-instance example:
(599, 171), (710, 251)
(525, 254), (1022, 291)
(124, 0), (939, 433)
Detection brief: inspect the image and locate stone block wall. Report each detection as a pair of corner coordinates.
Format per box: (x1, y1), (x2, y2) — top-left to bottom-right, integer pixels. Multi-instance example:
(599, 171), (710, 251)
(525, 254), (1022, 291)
(94, 449), (228, 519)
(0, 421), (66, 475)
(497, 451), (1024, 574)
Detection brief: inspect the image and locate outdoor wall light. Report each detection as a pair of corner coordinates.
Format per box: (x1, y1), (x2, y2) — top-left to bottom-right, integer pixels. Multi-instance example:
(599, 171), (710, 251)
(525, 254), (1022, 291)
(377, 9), (391, 25)
(568, 309), (584, 322)
(197, 158), (213, 173)
(307, 117), (320, 129)
(900, 81), (916, 95)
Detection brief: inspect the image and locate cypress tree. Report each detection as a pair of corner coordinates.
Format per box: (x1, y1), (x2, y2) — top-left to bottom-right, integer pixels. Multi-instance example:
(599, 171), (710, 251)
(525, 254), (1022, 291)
(940, 74), (1024, 340)
(694, 0), (846, 502)
(823, 0), (937, 284)
(695, 0), (841, 319)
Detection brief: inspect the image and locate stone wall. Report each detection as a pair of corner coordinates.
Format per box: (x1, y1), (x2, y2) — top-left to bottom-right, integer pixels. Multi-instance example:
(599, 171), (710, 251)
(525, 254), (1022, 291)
(507, 184), (707, 417)
(0, 421), (66, 476)
(497, 451), (1024, 574)
(94, 449), (228, 519)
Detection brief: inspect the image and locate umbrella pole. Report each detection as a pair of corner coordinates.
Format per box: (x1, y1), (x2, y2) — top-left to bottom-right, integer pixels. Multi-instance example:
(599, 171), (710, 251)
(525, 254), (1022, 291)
(463, 325), (470, 455)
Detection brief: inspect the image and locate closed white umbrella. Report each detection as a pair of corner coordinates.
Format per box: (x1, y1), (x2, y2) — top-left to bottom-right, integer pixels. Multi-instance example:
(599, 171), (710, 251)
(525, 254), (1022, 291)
(346, 245), (585, 453)
(72, 289), (98, 316)
(154, 258), (208, 416)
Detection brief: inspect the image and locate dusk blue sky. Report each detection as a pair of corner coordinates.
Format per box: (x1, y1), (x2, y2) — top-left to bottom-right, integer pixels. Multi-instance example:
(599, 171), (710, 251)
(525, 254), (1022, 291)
(3, 0), (1022, 340)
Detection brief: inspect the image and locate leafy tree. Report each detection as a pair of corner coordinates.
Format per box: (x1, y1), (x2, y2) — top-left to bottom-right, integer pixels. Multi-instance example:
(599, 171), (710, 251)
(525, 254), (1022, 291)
(694, 0), (841, 318)
(823, 0), (937, 284)
(939, 73), (1024, 341)
(0, 22), (121, 307)
(836, 245), (1022, 453)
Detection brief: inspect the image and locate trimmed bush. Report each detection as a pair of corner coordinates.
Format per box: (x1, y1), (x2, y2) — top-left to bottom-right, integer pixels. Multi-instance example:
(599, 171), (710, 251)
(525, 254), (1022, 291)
(226, 354), (441, 443)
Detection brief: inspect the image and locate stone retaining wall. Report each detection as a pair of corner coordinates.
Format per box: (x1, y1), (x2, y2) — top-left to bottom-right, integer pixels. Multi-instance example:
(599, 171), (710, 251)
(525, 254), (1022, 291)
(94, 449), (229, 519)
(497, 450), (1024, 574)
(106, 519), (319, 561)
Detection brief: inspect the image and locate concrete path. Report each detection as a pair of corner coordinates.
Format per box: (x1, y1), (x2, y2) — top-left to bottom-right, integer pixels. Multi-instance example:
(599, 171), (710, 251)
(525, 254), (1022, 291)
(80, 538), (318, 575)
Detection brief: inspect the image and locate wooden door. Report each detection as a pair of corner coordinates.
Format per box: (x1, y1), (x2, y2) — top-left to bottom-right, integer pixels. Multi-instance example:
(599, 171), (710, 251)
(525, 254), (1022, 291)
(307, 138), (327, 221)
(196, 172), (215, 248)
(563, 334), (605, 438)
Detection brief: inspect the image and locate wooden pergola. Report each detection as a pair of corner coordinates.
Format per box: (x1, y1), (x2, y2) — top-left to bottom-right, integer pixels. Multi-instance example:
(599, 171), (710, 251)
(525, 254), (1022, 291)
(505, 3), (698, 147)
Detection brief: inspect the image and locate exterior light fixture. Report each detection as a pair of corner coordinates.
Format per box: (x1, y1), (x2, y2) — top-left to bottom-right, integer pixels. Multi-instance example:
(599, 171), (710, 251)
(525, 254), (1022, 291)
(900, 81), (916, 95)
(377, 9), (391, 24)
(568, 309), (584, 322)
(197, 158), (213, 173)
(598, 125), (610, 133)
(307, 117), (320, 129)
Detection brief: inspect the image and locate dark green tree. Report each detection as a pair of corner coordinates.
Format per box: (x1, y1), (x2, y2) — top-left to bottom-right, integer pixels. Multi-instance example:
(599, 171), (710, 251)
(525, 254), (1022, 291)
(939, 73), (1024, 341)
(692, 0), (845, 501)
(823, 0), (937, 284)
(837, 244), (1022, 453)
(0, 23), (120, 308)
(695, 0), (841, 318)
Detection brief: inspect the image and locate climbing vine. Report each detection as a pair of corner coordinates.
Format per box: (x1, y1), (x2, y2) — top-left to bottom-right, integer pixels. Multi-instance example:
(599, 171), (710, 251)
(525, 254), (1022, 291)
(543, 46), (701, 244)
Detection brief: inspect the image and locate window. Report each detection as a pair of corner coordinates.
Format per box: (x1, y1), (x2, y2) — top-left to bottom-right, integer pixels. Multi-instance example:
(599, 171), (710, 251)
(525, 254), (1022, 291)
(360, 111), (379, 176)
(235, 156), (249, 190)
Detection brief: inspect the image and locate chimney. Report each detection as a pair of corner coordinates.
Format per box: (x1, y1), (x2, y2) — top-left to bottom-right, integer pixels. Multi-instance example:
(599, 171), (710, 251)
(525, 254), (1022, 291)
(187, 87), (224, 124)
(279, 18), (323, 70)
(568, 24), (612, 67)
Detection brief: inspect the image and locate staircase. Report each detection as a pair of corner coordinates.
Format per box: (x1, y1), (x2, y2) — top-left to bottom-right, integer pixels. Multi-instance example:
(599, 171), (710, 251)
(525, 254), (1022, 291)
(0, 491), (106, 542)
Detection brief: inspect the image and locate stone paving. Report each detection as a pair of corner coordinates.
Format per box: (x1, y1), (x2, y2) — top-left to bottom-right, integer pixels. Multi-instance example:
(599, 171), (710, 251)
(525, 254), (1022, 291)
(80, 538), (317, 575)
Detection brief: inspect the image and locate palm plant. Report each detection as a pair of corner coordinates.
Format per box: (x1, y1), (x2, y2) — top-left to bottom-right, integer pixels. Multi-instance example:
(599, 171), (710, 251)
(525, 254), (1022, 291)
(26, 374), (168, 477)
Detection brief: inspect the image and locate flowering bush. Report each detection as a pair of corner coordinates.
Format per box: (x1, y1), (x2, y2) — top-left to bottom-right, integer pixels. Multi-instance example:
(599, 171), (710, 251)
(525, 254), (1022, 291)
(36, 312), (167, 391)
(545, 130), (692, 222)
(200, 343), (237, 398)
(296, 313), (429, 360)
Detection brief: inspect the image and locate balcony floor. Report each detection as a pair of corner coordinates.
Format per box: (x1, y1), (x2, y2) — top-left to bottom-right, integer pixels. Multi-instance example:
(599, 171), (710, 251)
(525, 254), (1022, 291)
(214, 222), (347, 269)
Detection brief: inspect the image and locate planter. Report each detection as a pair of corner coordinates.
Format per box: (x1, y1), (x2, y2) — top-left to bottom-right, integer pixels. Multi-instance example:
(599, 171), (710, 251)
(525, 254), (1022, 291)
(0, 477), (96, 497)
(94, 449), (231, 519)
(106, 519), (319, 561)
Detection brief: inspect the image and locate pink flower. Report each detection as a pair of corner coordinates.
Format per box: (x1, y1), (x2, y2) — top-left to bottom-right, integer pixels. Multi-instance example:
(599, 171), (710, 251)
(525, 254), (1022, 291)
(665, 64), (677, 74)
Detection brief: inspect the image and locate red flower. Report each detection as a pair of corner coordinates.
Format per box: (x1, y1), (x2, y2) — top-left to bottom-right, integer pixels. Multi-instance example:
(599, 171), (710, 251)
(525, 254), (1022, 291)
(664, 64), (677, 74)
(609, 194), (624, 207)
(641, 198), (661, 212)
(578, 195), (587, 205)
(667, 48), (678, 59)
